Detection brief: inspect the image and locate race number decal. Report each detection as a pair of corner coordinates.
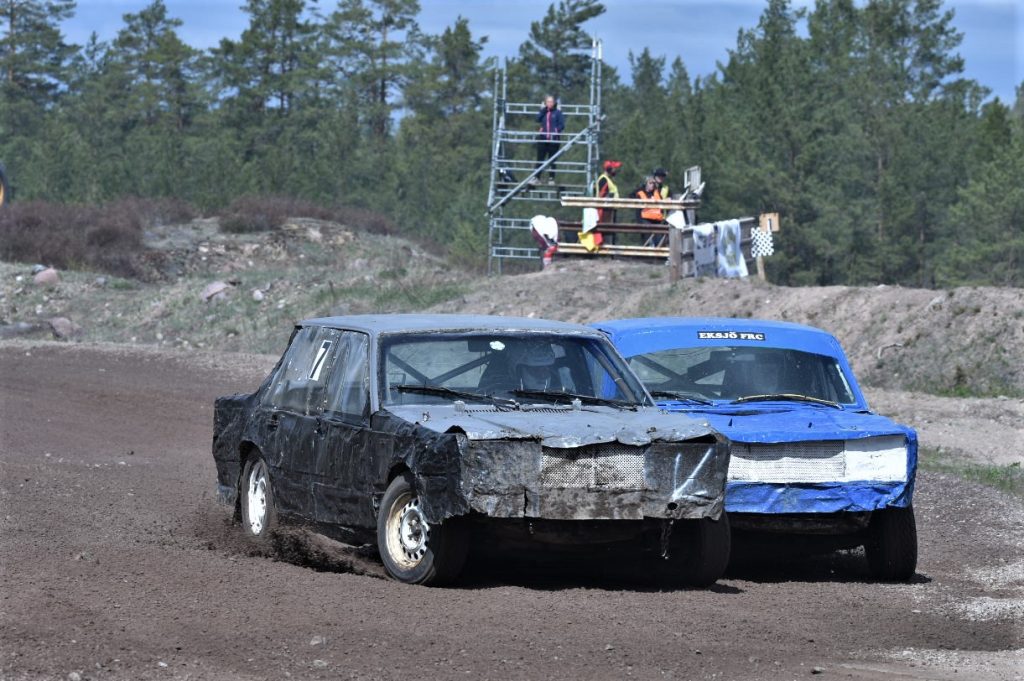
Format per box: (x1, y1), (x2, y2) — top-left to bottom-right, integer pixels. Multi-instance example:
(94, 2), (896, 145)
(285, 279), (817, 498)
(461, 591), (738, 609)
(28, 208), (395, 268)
(309, 340), (333, 380)
(697, 331), (766, 341)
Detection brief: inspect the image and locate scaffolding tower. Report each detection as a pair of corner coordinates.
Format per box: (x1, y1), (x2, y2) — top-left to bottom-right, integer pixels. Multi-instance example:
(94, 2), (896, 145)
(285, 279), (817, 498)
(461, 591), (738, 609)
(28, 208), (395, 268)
(486, 40), (603, 274)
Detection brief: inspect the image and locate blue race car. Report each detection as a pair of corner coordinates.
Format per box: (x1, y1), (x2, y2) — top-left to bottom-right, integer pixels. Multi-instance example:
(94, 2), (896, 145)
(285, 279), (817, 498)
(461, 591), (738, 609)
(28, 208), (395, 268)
(593, 317), (918, 581)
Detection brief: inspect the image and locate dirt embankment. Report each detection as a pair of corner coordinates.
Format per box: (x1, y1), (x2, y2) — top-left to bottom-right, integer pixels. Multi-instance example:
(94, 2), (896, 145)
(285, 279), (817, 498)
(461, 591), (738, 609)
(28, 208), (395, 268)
(2, 218), (1023, 397)
(430, 259), (1024, 397)
(865, 388), (1024, 467)
(0, 218), (469, 355)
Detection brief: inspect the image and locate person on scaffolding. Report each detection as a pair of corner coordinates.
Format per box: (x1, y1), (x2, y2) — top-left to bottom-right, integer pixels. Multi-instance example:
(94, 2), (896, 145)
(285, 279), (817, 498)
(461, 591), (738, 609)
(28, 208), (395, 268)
(631, 175), (666, 246)
(533, 95), (565, 186)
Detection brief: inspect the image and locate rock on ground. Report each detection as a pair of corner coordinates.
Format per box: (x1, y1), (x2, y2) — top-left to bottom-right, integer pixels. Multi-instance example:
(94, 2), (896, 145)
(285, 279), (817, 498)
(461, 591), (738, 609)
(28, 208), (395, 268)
(47, 317), (82, 340)
(200, 280), (233, 302)
(32, 268), (60, 287)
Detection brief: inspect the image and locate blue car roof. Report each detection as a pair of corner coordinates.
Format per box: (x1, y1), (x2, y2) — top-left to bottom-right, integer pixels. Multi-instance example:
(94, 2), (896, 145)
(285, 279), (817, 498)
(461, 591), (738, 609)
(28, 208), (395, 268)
(591, 317), (846, 359)
(592, 316), (868, 409)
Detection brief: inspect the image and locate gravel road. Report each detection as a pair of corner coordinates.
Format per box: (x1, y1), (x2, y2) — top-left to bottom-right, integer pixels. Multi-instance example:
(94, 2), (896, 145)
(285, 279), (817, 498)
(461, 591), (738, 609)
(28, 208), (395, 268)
(2, 343), (1021, 680)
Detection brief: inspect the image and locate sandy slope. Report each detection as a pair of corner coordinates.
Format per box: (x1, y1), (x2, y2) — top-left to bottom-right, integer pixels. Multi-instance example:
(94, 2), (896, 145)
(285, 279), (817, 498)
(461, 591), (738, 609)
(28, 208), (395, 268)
(431, 259), (1024, 396)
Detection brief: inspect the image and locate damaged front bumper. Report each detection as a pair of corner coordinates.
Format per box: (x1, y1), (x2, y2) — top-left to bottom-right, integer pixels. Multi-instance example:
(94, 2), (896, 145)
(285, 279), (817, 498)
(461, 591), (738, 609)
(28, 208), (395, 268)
(458, 438), (729, 521)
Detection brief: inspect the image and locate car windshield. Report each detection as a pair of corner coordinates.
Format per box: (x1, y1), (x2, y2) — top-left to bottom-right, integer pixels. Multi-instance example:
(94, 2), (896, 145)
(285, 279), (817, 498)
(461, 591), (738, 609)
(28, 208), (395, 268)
(627, 345), (856, 405)
(381, 333), (651, 407)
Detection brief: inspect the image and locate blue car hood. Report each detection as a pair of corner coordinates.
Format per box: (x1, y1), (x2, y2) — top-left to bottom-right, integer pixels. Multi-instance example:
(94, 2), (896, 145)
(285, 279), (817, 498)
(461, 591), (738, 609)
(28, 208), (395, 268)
(657, 401), (914, 444)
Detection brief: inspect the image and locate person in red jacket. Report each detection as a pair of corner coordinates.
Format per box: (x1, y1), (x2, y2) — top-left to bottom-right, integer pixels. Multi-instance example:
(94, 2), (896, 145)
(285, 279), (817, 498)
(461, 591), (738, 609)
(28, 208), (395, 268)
(534, 95), (565, 185)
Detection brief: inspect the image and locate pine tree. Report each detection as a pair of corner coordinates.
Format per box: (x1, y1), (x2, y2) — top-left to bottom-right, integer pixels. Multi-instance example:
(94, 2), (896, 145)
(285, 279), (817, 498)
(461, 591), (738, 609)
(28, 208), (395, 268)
(0, 0), (76, 104)
(111, 0), (203, 129)
(0, 0), (77, 200)
(403, 16), (491, 120)
(394, 16), (492, 255)
(515, 0), (604, 102)
(325, 0), (424, 139)
(213, 0), (318, 118)
(938, 120), (1024, 286)
(603, 49), (668, 189)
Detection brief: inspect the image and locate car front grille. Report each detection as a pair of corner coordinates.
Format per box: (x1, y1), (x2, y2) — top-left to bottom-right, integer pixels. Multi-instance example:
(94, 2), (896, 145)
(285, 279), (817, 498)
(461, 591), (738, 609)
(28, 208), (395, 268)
(730, 441), (845, 483)
(540, 443), (647, 489)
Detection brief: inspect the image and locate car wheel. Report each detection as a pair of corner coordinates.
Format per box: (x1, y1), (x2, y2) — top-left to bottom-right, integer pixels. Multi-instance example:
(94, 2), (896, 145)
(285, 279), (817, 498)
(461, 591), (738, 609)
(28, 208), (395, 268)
(240, 456), (278, 540)
(377, 473), (468, 586)
(652, 513), (731, 587)
(865, 505), (917, 581)
(678, 512), (732, 587)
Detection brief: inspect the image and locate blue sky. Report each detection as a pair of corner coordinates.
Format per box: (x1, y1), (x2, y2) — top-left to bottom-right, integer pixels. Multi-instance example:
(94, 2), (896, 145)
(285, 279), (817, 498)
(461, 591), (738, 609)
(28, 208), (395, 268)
(68, 0), (1021, 103)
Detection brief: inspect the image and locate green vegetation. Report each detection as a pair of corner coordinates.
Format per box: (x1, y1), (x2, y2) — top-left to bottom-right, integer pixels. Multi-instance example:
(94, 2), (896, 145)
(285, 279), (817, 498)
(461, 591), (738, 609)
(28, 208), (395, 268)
(1, 0), (1022, 284)
(920, 447), (1024, 497)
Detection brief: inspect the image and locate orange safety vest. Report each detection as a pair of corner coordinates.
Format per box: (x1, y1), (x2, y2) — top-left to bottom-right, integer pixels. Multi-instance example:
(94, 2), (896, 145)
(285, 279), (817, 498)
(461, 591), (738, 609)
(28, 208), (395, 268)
(637, 189), (664, 222)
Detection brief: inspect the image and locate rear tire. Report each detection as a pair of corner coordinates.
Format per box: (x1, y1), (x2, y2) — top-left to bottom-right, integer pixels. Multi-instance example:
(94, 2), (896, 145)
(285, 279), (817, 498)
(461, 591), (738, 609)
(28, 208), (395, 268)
(240, 456), (278, 540)
(865, 505), (917, 581)
(376, 473), (468, 586)
(652, 513), (731, 587)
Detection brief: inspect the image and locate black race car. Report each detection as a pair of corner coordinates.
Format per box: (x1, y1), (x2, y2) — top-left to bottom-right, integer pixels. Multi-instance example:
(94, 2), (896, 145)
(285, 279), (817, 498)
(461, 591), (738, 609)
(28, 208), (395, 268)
(212, 314), (731, 585)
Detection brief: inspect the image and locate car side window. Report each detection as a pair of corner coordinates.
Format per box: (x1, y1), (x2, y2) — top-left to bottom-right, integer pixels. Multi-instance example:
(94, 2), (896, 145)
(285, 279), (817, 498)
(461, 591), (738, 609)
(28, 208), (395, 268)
(324, 331), (370, 422)
(263, 326), (340, 415)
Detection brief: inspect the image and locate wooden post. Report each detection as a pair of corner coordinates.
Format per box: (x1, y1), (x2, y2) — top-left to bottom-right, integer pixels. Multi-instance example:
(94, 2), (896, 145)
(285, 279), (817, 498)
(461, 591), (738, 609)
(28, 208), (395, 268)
(669, 225), (682, 282)
(756, 212), (780, 282)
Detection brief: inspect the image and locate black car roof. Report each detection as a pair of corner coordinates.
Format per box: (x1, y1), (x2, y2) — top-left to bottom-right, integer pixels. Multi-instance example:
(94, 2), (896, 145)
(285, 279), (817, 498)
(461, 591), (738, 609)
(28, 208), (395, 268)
(298, 313), (605, 337)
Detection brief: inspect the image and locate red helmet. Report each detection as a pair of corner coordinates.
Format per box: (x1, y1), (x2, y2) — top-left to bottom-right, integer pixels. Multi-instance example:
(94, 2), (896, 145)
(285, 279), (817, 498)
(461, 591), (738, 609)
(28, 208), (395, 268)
(603, 160), (622, 171)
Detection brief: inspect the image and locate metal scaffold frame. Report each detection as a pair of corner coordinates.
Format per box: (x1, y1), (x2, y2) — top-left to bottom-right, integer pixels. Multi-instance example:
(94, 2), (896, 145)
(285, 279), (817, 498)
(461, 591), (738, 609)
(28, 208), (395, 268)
(486, 40), (603, 274)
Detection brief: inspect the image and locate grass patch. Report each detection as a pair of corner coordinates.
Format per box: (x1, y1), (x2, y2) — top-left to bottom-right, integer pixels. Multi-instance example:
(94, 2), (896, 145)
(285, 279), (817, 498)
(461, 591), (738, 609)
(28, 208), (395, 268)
(926, 382), (1024, 400)
(321, 281), (466, 311)
(919, 447), (1024, 497)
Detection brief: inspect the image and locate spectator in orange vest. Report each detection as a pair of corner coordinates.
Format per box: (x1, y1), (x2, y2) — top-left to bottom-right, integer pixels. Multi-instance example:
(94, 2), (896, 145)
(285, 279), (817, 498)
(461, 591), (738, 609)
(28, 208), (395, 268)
(631, 176), (665, 224)
(631, 175), (666, 246)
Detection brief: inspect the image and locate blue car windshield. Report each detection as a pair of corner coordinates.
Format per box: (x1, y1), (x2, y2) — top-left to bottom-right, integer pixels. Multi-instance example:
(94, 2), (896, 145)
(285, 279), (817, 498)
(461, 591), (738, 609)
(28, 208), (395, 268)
(627, 346), (856, 405)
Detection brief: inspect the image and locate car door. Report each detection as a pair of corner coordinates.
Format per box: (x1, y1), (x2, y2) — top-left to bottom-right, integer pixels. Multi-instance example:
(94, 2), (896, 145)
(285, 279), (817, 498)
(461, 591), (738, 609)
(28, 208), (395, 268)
(311, 330), (372, 528)
(260, 325), (341, 520)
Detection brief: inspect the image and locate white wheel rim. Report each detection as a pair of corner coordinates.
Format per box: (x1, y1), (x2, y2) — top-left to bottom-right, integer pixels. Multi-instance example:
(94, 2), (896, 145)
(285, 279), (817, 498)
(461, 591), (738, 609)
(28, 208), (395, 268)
(385, 491), (430, 568)
(247, 461), (268, 535)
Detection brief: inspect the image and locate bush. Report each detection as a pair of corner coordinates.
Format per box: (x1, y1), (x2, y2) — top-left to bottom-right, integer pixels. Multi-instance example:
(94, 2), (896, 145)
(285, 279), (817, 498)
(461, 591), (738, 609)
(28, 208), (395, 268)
(329, 205), (396, 236)
(118, 196), (198, 227)
(219, 195), (396, 236)
(0, 197), (195, 278)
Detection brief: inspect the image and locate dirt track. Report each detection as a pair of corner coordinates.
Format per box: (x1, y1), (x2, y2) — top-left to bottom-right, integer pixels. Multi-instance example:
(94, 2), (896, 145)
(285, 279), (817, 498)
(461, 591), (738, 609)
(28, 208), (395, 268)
(2, 343), (1022, 680)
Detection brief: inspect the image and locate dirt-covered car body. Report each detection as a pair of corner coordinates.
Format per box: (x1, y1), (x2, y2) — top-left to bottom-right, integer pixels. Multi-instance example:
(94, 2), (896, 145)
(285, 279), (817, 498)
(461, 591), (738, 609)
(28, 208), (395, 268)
(212, 315), (731, 546)
(594, 318), (918, 525)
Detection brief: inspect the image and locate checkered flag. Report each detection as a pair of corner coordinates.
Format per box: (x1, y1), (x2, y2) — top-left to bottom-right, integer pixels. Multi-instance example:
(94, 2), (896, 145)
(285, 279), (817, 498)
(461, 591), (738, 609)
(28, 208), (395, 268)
(751, 228), (774, 258)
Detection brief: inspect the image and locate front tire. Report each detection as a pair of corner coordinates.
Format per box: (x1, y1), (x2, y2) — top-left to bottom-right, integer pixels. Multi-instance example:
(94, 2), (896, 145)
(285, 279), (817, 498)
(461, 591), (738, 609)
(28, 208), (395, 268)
(651, 513), (732, 587)
(240, 456), (278, 540)
(376, 473), (468, 586)
(865, 505), (917, 581)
